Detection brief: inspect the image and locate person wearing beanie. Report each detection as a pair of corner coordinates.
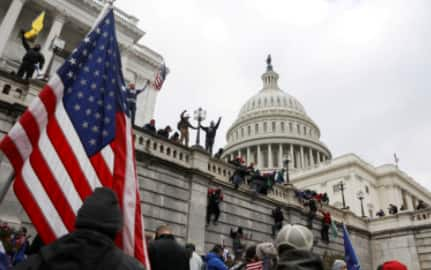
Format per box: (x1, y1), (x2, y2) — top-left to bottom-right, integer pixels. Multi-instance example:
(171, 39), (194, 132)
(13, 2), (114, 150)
(275, 224), (324, 270)
(378, 260), (408, 270)
(332, 260), (347, 270)
(13, 187), (144, 270)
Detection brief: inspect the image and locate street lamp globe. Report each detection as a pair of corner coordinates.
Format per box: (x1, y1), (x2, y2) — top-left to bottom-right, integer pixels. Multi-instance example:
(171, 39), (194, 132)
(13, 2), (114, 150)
(357, 190), (365, 200)
(193, 107), (206, 121)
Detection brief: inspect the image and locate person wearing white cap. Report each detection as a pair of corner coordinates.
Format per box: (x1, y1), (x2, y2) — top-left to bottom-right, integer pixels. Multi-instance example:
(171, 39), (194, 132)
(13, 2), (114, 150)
(274, 224), (324, 270)
(331, 260), (347, 270)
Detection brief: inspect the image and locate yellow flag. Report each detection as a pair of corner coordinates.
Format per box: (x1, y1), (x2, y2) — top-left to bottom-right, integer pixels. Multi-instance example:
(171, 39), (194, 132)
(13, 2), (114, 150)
(24, 11), (45, 40)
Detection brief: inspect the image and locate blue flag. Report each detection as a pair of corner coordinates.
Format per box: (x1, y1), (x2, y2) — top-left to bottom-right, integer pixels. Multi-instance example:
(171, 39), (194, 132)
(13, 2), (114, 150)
(343, 224), (361, 270)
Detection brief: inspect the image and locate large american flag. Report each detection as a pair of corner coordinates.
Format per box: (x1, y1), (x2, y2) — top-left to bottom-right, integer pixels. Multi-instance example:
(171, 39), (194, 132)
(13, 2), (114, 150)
(0, 7), (150, 269)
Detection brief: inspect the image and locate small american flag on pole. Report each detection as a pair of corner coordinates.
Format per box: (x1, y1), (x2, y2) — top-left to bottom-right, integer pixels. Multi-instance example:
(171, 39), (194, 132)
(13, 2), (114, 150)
(152, 63), (167, 90)
(0, 6), (150, 269)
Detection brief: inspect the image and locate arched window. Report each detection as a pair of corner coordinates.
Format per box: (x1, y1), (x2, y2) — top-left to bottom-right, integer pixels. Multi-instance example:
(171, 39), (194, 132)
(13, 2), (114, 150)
(281, 122), (285, 132)
(277, 97), (281, 105)
(264, 98), (267, 106)
(272, 121), (276, 132)
(255, 123), (259, 134)
(247, 125), (251, 136)
(241, 127), (244, 137)
(289, 122), (293, 132)
(303, 126), (307, 135)
(297, 124), (300, 134)
(263, 122), (267, 132)
(270, 97), (274, 105)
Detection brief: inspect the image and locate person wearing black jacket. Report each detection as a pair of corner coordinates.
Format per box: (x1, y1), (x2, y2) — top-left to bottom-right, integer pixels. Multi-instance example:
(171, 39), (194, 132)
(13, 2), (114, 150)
(148, 225), (189, 270)
(17, 31), (45, 80)
(271, 206), (284, 237)
(200, 117), (221, 155)
(13, 187), (144, 270)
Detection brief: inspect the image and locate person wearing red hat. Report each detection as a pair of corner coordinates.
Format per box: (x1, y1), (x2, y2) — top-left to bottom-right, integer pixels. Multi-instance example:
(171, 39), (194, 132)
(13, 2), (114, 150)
(377, 260), (408, 270)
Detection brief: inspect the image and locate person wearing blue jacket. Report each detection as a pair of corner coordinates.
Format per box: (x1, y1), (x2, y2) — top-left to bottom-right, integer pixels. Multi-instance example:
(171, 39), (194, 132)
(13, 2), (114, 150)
(205, 245), (228, 270)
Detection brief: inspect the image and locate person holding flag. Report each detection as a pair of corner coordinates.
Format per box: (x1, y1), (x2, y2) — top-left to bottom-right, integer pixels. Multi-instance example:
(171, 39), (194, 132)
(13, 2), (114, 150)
(16, 30), (44, 79)
(342, 224), (361, 270)
(0, 3), (150, 269)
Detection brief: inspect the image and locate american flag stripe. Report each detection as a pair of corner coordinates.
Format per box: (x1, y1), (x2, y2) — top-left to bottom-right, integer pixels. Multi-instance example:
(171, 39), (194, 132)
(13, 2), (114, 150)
(246, 261), (264, 270)
(123, 118), (137, 255)
(55, 101), (103, 190)
(0, 7), (150, 269)
(13, 175), (57, 242)
(29, 146), (77, 231)
(47, 119), (94, 198)
(101, 146), (114, 173)
(21, 161), (68, 237)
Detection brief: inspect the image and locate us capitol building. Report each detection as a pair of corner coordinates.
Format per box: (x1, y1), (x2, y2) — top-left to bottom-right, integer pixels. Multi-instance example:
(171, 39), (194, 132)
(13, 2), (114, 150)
(0, 1), (431, 269)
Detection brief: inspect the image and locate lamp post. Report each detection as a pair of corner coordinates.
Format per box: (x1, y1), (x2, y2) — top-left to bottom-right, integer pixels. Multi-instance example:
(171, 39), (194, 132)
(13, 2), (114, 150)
(338, 181), (347, 209)
(283, 154), (291, 184)
(193, 107), (206, 148)
(357, 190), (366, 217)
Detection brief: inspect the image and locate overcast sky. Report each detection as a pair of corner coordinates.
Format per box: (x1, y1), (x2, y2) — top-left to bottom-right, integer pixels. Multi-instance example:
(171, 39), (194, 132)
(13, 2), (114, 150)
(117, 0), (431, 190)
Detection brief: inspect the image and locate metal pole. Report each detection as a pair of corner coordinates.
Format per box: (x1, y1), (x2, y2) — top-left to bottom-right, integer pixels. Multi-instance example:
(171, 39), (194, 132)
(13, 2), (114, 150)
(196, 116), (201, 146)
(340, 182), (346, 209)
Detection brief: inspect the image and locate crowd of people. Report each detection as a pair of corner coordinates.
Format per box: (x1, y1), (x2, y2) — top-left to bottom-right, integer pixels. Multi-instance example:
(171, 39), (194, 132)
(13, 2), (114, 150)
(0, 224), (30, 268)
(0, 187), (414, 270)
(142, 110), (222, 155)
(375, 200), (429, 218)
(227, 157), (287, 196)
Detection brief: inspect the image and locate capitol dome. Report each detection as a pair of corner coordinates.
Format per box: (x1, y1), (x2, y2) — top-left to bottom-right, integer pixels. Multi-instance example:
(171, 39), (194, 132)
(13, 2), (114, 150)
(223, 56), (331, 172)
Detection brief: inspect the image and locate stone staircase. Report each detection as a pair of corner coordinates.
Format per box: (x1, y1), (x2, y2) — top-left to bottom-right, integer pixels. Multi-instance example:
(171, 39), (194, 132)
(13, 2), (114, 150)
(416, 228), (431, 270)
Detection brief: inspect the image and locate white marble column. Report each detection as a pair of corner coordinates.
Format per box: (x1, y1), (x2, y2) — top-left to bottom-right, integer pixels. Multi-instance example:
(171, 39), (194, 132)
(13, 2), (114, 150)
(300, 146), (305, 169)
(41, 13), (66, 75)
(246, 147), (250, 165)
(268, 144), (273, 169)
(317, 151), (321, 164)
(278, 144), (283, 168)
(309, 148), (314, 167)
(257, 145), (262, 169)
(0, 0), (27, 60)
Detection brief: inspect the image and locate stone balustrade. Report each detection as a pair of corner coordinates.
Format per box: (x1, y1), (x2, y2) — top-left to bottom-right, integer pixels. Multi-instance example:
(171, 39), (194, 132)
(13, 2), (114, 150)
(134, 129), (192, 169)
(368, 208), (431, 233)
(207, 158), (235, 183)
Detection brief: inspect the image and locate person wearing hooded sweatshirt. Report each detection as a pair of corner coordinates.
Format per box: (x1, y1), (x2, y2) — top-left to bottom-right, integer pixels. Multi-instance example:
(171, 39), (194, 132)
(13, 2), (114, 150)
(205, 244), (228, 270)
(274, 224), (324, 270)
(13, 187), (144, 270)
